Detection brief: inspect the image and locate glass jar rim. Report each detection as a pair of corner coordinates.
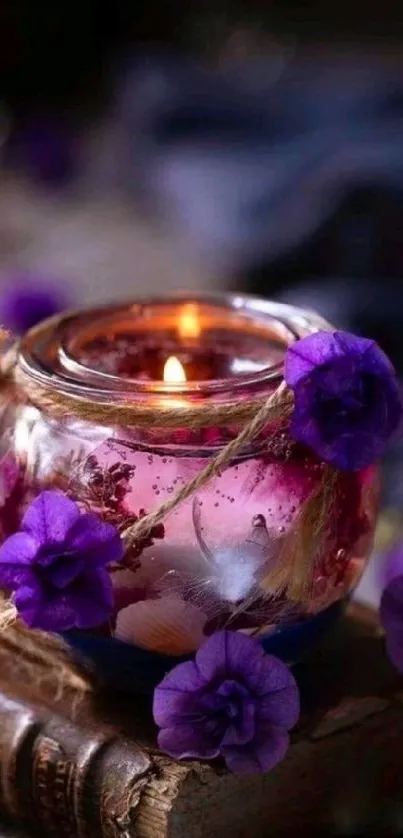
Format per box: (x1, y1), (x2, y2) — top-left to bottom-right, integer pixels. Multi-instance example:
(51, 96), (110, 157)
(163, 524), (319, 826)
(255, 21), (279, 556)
(18, 292), (330, 403)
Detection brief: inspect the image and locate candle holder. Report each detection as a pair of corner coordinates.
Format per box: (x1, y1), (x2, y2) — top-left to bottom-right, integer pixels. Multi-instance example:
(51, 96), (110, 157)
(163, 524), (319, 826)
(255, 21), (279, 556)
(0, 294), (383, 691)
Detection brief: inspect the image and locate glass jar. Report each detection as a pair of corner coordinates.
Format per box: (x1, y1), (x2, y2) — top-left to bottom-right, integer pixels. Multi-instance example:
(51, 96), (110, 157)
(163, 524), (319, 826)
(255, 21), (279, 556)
(0, 294), (378, 687)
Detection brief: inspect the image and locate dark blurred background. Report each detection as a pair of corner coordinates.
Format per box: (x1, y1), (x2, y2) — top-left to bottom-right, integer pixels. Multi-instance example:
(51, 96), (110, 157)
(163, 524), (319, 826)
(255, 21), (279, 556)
(1, 4), (403, 833)
(1, 1), (403, 106)
(1, 1), (403, 485)
(3, 3), (403, 349)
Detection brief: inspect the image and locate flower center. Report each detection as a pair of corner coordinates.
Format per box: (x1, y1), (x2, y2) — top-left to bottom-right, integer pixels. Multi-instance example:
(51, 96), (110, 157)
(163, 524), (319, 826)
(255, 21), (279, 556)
(217, 678), (248, 718)
(314, 368), (377, 440)
(34, 544), (84, 592)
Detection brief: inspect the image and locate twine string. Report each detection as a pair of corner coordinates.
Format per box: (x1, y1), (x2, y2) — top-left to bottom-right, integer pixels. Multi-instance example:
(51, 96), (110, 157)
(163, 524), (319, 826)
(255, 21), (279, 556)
(122, 380), (292, 548)
(0, 339), (337, 602)
(13, 364), (290, 429)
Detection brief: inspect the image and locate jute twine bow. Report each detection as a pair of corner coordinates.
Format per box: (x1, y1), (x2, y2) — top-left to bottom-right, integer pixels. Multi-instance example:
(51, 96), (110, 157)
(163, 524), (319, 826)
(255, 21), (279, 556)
(0, 333), (338, 604)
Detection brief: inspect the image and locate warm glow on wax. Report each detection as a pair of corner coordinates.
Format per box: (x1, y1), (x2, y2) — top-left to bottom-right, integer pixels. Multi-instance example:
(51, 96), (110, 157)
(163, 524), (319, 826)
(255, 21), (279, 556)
(177, 303), (201, 340)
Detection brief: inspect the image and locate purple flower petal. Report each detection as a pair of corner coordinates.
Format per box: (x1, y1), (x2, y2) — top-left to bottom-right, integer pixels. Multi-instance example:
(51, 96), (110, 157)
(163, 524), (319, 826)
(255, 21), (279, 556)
(0, 531), (37, 565)
(158, 723), (221, 760)
(46, 554), (86, 589)
(0, 564), (37, 591)
(0, 533), (38, 589)
(67, 513), (123, 567)
(24, 596), (80, 631)
(358, 338), (396, 377)
(291, 417), (379, 472)
(220, 695), (256, 746)
(153, 660), (205, 727)
(195, 631), (293, 697)
(285, 330), (403, 471)
(284, 331), (371, 388)
(222, 725), (289, 774)
(22, 491), (79, 546)
(194, 631), (254, 685)
(0, 276), (67, 335)
(257, 684), (300, 729)
(334, 331), (377, 361)
(19, 570), (113, 631)
(14, 580), (46, 627)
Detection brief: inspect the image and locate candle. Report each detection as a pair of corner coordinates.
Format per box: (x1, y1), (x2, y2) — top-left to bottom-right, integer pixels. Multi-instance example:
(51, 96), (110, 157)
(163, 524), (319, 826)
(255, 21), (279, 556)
(1, 294), (378, 662)
(164, 356), (187, 384)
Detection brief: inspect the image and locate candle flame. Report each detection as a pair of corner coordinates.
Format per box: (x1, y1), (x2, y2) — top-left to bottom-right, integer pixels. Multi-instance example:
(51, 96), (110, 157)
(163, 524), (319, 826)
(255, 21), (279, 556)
(164, 356), (186, 383)
(178, 303), (201, 340)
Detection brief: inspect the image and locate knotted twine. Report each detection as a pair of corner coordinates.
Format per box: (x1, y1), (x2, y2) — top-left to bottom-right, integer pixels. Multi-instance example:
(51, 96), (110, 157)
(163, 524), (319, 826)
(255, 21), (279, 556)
(0, 332), (338, 610)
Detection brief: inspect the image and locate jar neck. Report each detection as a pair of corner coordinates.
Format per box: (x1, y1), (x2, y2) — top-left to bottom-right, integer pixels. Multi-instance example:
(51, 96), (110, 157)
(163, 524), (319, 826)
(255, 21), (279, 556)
(17, 294), (331, 408)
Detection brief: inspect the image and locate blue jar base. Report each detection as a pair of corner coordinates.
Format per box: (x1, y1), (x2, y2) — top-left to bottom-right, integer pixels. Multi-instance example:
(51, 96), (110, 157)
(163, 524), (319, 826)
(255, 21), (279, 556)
(64, 600), (345, 694)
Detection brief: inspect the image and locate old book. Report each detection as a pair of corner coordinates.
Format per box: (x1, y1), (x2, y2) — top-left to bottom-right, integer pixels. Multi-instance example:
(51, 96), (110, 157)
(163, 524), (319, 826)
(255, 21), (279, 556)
(0, 606), (401, 838)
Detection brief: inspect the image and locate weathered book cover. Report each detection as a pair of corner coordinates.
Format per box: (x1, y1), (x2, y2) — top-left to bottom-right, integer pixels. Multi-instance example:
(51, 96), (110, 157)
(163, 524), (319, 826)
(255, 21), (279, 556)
(0, 607), (401, 838)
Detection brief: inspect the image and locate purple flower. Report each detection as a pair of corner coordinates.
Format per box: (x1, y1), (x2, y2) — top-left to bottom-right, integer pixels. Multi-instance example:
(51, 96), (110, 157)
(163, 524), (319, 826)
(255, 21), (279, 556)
(0, 490), (122, 631)
(285, 330), (403, 471)
(0, 273), (68, 334)
(153, 630), (299, 774)
(380, 540), (403, 672)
